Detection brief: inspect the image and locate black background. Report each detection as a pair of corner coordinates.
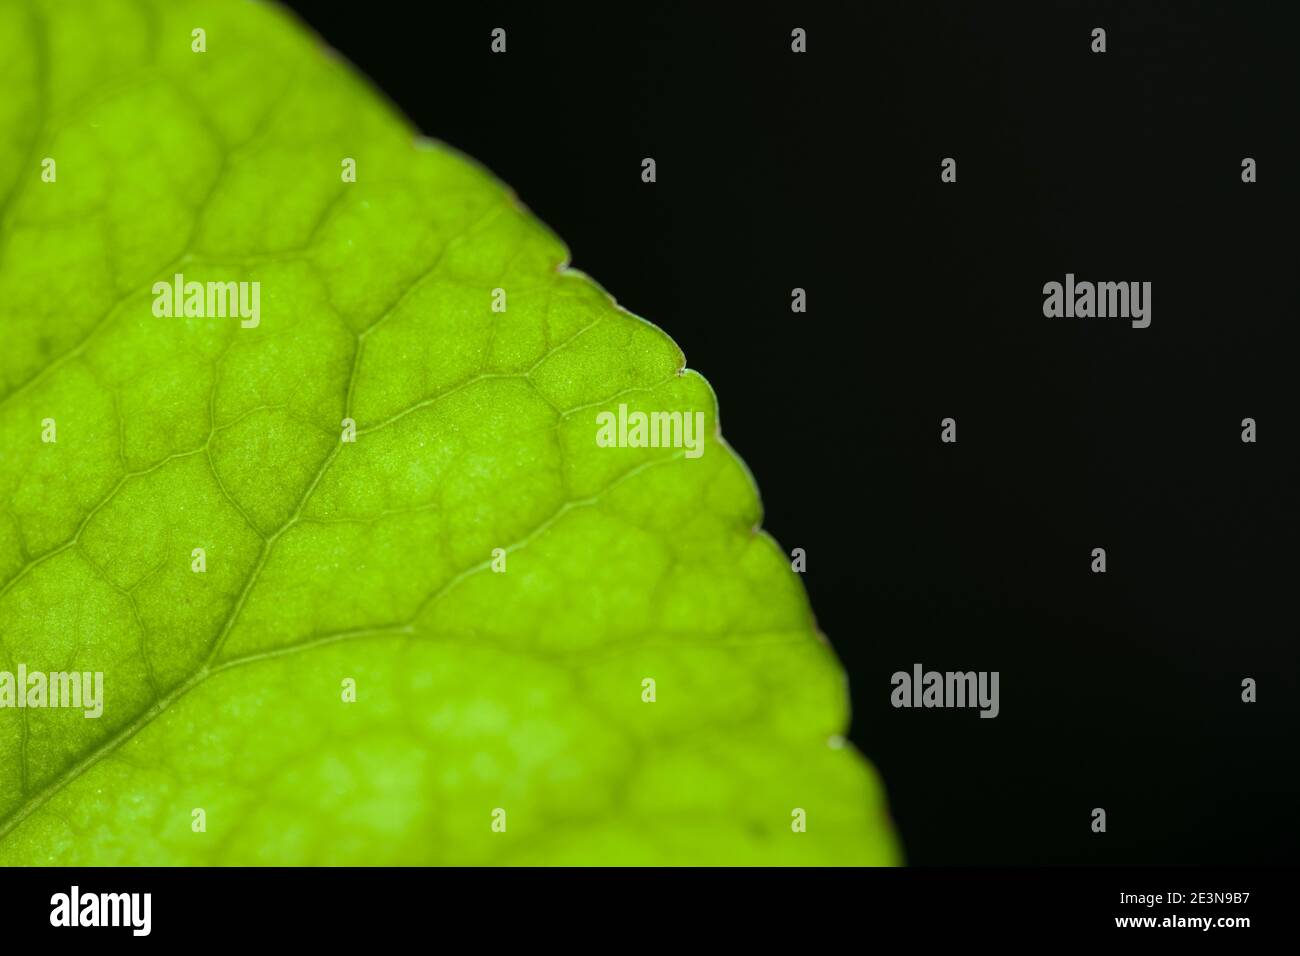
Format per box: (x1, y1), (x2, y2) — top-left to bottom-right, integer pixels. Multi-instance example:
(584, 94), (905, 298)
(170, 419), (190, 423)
(281, 1), (1299, 865)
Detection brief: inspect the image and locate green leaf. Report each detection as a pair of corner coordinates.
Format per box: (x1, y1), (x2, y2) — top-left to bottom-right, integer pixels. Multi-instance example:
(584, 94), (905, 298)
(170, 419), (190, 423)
(0, 0), (898, 865)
